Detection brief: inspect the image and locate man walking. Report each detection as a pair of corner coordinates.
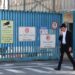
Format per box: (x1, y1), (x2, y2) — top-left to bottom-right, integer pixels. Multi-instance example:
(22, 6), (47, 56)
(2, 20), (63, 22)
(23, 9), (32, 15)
(55, 23), (75, 70)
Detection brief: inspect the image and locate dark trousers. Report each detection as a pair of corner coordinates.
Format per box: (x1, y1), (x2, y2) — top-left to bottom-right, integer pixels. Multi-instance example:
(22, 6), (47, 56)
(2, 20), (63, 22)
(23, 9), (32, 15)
(57, 44), (75, 69)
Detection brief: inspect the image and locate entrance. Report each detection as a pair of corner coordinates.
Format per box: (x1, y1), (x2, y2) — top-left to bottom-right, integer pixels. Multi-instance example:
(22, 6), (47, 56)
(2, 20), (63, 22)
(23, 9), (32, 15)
(66, 23), (73, 50)
(63, 12), (73, 58)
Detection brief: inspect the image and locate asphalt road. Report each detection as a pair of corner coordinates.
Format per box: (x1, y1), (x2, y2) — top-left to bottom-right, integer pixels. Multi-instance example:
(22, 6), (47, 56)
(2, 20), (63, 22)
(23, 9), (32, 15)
(0, 61), (75, 75)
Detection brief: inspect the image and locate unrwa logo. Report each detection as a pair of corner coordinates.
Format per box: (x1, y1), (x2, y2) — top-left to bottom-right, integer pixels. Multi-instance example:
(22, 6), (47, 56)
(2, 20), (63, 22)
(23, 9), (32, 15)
(46, 35), (50, 41)
(52, 22), (58, 29)
(25, 27), (29, 33)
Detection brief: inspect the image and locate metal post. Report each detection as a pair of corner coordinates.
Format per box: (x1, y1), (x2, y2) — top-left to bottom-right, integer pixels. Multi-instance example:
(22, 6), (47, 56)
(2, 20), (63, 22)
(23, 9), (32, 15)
(4, 0), (5, 9)
(8, 0), (9, 10)
(53, 0), (55, 12)
(23, 0), (25, 11)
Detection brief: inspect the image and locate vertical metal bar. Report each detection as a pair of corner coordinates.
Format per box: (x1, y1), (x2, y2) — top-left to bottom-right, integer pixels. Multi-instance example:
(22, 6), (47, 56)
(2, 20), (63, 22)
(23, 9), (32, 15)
(23, 0), (25, 11)
(4, 0), (5, 9)
(8, 0), (9, 10)
(16, 11), (18, 61)
(53, 0), (55, 12)
(21, 11), (23, 60)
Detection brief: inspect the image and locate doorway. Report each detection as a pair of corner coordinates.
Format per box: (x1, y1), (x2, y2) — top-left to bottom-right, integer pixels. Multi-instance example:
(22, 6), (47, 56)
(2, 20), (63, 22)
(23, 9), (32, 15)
(63, 12), (73, 58)
(66, 23), (73, 49)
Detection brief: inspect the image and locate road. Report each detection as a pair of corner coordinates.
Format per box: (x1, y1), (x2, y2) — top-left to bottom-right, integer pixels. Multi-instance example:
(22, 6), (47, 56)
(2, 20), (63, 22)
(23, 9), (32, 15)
(0, 61), (74, 75)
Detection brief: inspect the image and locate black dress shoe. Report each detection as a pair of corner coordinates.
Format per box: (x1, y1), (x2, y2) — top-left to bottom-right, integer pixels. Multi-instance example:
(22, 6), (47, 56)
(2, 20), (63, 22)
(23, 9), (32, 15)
(54, 68), (60, 70)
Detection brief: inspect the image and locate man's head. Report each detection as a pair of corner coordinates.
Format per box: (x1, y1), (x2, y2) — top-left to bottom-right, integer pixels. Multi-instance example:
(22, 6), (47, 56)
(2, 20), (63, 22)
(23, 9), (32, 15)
(60, 23), (67, 32)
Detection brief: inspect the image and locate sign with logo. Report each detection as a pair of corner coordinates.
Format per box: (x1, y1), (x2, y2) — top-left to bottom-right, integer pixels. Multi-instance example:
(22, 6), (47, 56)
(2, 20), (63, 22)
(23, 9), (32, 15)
(19, 27), (36, 41)
(52, 22), (58, 29)
(1, 20), (13, 43)
(40, 34), (56, 48)
(63, 12), (73, 23)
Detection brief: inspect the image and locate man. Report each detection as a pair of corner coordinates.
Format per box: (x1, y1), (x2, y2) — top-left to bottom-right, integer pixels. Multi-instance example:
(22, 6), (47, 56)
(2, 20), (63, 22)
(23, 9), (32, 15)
(55, 23), (75, 70)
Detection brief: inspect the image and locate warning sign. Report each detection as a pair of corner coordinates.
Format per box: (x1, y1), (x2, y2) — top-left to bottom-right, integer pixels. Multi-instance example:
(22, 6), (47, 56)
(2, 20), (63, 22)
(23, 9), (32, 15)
(1, 20), (13, 43)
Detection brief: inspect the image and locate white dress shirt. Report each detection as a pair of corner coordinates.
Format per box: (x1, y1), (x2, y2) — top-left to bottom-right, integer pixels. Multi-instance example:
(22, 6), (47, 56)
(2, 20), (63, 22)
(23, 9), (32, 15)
(62, 31), (67, 44)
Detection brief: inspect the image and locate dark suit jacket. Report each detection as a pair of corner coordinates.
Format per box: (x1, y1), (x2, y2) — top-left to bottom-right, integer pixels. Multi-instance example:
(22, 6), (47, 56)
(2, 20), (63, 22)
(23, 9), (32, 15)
(59, 31), (72, 48)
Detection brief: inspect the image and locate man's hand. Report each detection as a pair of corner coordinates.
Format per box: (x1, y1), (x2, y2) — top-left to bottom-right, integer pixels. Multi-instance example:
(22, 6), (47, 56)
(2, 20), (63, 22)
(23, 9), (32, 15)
(60, 31), (63, 35)
(69, 47), (72, 52)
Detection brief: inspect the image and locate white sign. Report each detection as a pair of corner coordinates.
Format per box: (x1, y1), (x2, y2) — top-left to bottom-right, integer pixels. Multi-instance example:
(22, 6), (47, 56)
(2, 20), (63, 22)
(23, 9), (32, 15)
(19, 27), (36, 41)
(1, 20), (13, 43)
(40, 34), (56, 48)
(40, 28), (48, 35)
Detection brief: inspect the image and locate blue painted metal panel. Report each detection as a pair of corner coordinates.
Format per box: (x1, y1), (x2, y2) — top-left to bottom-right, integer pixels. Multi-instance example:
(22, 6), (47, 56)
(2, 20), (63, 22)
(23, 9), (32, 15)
(0, 10), (62, 62)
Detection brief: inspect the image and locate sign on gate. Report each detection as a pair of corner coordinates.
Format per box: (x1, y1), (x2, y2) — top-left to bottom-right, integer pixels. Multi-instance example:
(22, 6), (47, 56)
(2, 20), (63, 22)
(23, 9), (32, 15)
(40, 28), (48, 35)
(1, 20), (13, 43)
(40, 34), (56, 48)
(19, 27), (36, 41)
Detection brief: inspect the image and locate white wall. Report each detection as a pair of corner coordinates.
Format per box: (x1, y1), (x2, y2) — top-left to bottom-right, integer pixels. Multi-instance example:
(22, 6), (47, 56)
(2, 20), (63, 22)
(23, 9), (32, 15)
(0, 0), (8, 9)
(61, 0), (75, 11)
(1, 0), (75, 12)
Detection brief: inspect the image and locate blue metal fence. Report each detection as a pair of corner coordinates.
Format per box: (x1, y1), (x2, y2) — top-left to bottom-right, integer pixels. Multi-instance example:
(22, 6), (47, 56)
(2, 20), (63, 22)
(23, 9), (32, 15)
(0, 10), (62, 62)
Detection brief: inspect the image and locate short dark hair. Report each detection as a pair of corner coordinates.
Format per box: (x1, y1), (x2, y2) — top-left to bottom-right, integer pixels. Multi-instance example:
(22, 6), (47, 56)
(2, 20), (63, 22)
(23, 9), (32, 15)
(60, 23), (67, 28)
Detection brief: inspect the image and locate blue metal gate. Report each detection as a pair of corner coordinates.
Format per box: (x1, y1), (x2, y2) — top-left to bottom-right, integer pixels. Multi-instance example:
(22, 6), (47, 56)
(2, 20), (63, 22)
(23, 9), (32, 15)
(0, 10), (62, 62)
